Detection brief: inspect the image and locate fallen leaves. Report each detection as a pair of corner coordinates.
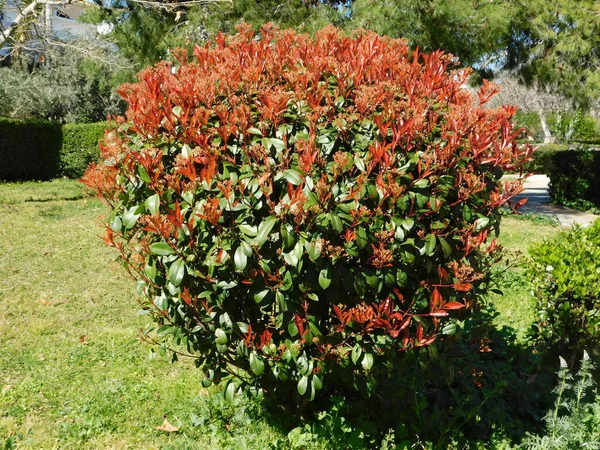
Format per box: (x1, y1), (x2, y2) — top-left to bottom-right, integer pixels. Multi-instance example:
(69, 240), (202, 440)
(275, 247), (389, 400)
(156, 418), (179, 433)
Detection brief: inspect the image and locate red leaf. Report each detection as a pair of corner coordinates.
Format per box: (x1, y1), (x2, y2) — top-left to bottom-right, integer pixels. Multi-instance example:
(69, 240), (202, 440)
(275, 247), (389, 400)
(431, 288), (442, 308)
(294, 314), (305, 339)
(442, 302), (465, 310)
(430, 310), (449, 317)
(419, 336), (437, 346)
(332, 304), (344, 324)
(437, 266), (449, 281)
(453, 283), (472, 292)
(397, 315), (411, 332)
(393, 288), (404, 301)
(513, 198), (528, 211)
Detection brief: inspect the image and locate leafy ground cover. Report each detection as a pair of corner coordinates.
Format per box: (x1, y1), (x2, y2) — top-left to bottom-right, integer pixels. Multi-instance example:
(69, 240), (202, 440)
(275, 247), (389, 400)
(0, 180), (563, 449)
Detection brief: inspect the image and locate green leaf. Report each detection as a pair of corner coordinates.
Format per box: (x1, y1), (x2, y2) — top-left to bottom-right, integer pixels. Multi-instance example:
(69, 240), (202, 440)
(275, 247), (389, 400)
(110, 215), (122, 233)
(181, 144), (192, 158)
(247, 127), (263, 136)
(254, 289), (269, 303)
(122, 206), (141, 229)
(215, 328), (227, 345)
(312, 374), (322, 391)
(354, 156), (366, 172)
(424, 234), (436, 255)
(297, 376), (309, 396)
(144, 260), (156, 282)
(475, 217), (490, 232)
(439, 237), (452, 258)
(276, 290), (288, 311)
(362, 353), (374, 371)
(351, 345), (362, 365)
(137, 165), (151, 183)
(249, 352), (265, 376)
(396, 269), (408, 287)
(255, 216), (278, 247)
(442, 322), (458, 336)
(224, 380), (236, 403)
(237, 321), (249, 333)
(319, 266), (332, 290)
(151, 242), (174, 256)
(283, 251), (299, 267)
(234, 246), (248, 271)
(239, 224), (258, 236)
(240, 240), (252, 257)
(402, 218), (415, 231)
(168, 258), (185, 286)
(330, 214), (343, 233)
(268, 137), (286, 150)
(281, 169), (304, 186)
(414, 178), (429, 188)
(307, 240), (322, 261)
(281, 225), (295, 250)
(356, 226), (368, 249)
(145, 194), (160, 215)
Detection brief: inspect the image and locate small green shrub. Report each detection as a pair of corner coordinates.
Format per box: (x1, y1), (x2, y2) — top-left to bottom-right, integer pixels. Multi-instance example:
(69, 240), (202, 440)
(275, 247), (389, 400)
(83, 24), (531, 411)
(519, 353), (600, 450)
(529, 219), (600, 363)
(0, 117), (62, 181)
(59, 122), (107, 178)
(571, 115), (600, 144)
(548, 150), (600, 211)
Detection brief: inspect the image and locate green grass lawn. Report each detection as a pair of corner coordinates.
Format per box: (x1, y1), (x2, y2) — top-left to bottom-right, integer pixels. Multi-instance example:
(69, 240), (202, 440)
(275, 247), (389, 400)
(0, 180), (562, 449)
(489, 215), (562, 340)
(0, 180), (287, 449)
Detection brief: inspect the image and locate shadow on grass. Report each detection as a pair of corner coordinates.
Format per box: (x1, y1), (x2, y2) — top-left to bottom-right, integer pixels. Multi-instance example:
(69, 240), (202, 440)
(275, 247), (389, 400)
(259, 305), (556, 449)
(24, 194), (86, 203)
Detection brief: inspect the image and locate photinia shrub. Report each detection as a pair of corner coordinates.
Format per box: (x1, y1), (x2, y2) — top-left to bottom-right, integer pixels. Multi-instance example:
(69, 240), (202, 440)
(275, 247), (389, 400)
(83, 24), (532, 406)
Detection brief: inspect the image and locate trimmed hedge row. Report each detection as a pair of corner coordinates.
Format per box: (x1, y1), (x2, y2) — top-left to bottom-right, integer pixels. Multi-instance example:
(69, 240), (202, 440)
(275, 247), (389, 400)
(524, 145), (566, 174)
(0, 118), (106, 181)
(548, 150), (600, 211)
(60, 122), (107, 178)
(0, 118), (62, 181)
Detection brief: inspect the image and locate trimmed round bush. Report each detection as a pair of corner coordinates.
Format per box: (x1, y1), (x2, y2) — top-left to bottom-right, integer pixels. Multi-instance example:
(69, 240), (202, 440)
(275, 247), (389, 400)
(83, 24), (531, 405)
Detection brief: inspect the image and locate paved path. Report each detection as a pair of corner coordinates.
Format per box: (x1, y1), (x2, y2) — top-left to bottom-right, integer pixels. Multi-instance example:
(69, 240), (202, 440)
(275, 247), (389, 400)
(511, 174), (599, 227)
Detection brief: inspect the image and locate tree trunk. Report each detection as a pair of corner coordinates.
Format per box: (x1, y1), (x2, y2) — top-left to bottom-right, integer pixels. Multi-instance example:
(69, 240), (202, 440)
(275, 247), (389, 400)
(538, 109), (553, 144)
(44, 3), (52, 36)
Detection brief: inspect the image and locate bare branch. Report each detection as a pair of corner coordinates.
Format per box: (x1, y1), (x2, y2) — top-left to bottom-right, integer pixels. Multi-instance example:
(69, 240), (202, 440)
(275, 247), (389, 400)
(44, 37), (137, 69)
(129, 0), (231, 7)
(1, 0), (232, 48)
(1, 0), (74, 47)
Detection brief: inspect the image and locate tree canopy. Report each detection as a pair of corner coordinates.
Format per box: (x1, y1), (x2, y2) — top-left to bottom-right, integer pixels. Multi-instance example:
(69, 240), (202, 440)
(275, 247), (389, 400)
(2, 0), (599, 108)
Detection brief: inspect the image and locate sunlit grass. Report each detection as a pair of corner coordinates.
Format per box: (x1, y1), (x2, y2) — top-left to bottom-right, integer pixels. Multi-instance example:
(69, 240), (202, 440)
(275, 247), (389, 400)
(0, 180), (565, 448)
(0, 179), (287, 449)
(487, 216), (562, 340)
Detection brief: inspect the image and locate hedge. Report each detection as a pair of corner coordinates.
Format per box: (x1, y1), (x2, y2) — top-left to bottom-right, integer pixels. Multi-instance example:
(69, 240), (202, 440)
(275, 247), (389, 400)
(0, 118), (106, 181)
(524, 144), (572, 174)
(0, 118), (62, 181)
(59, 122), (107, 178)
(548, 150), (600, 211)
